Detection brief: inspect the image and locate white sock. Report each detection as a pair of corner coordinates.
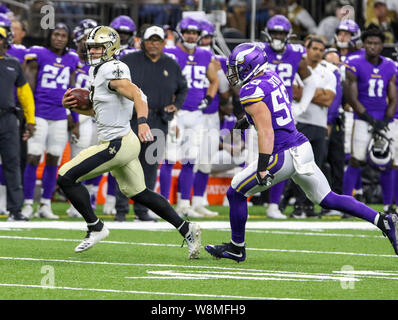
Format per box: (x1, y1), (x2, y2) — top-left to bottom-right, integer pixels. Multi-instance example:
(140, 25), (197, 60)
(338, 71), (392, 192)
(40, 198), (51, 206)
(374, 213), (380, 226)
(0, 185), (6, 209)
(192, 196), (203, 208)
(231, 239), (245, 247)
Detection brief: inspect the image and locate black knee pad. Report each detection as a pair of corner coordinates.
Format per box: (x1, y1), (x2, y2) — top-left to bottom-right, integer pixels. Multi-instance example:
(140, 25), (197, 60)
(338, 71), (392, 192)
(57, 174), (77, 188)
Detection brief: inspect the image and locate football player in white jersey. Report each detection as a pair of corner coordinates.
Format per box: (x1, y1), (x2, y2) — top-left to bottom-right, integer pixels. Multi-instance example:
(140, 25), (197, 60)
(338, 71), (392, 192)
(59, 26), (201, 258)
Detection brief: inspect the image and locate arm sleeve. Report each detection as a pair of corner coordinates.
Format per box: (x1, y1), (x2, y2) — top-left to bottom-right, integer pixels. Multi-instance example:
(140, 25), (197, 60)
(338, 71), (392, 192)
(16, 82), (35, 124)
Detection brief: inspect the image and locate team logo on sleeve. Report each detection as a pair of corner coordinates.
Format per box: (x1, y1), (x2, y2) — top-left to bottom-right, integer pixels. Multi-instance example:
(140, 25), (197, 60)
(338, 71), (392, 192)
(112, 66), (124, 79)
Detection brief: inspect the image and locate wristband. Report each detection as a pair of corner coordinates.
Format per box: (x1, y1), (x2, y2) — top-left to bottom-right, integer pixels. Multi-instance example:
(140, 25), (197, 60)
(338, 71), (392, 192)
(137, 117), (147, 125)
(257, 153), (272, 172)
(205, 95), (213, 104)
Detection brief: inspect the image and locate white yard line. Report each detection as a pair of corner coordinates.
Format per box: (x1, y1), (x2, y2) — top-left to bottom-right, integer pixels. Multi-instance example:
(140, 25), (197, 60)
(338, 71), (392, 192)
(0, 233), (396, 258)
(0, 221), (380, 231)
(0, 283), (296, 300)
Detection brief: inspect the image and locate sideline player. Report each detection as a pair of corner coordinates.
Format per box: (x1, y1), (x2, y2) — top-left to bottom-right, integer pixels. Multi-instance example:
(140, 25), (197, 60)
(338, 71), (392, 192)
(162, 17), (219, 217)
(110, 15), (137, 58)
(205, 43), (398, 262)
(59, 26), (201, 258)
(191, 19), (230, 217)
(342, 27), (397, 214)
(21, 23), (80, 219)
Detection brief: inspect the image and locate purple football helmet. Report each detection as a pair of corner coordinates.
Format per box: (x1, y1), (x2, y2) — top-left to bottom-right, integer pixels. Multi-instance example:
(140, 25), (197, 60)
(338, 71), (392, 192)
(264, 15), (292, 51)
(177, 17), (201, 50)
(335, 19), (361, 49)
(110, 15), (136, 33)
(199, 19), (215, 37)
(73, 19), (98, 43)
(367, 131), (393, 171)
(227, 42), (268, 87)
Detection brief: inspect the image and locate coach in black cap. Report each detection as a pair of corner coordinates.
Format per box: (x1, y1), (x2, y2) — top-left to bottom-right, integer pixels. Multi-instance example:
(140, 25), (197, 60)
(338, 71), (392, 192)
(115, 25), (188, 221)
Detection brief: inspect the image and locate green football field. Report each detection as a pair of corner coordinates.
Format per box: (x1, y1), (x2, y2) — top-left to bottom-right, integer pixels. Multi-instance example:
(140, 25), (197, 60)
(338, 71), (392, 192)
(0, 202), (397, 301)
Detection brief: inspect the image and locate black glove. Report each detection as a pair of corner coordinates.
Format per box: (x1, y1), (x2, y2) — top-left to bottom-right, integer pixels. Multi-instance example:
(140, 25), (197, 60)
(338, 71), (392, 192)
(256, 170), (274, 187)
(198, 95), (213, 110)
(233, 116), (251, 130)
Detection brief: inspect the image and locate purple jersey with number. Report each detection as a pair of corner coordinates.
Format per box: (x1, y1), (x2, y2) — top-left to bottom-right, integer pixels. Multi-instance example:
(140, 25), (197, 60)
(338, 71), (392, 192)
(346, 54), (397, 120)
(7, 44), (27, 64)
(75, 61), (90, 90)
(25, 46), (80, 120)
(202, 54), (227, 114)
(164, 45), (212, 111)
(239, 71), (308, 154)
(263, 43), (305, 101)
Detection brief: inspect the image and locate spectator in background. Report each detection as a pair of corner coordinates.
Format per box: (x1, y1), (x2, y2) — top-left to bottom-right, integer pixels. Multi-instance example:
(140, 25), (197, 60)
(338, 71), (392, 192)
(139, 0), (168, 26)
(288, 0), (317, 40)
(227, 1), (247, 36)
(366, 0), (396, 43)
(316, 0), (352, 46)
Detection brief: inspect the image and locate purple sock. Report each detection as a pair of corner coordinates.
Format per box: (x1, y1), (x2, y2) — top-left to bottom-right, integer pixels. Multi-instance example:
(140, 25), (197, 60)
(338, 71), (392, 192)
(193, 170), (209, 197)
(24, 163), (38, 200)
(41, 165), (58, 200)
(355, 173), (363, 190)
(269, 180), (286, 204)
(85, 175), (102, 186)
(159, 160), (174, 199)
(0, 165), (5, 185)
(107, 174), (116, 196)
(321, 191), (377, 224)
(178, 163), (194, 200)
(342, 165), (361, 196)
(380, 169), (393, 205)
(227, 187), (248, 244)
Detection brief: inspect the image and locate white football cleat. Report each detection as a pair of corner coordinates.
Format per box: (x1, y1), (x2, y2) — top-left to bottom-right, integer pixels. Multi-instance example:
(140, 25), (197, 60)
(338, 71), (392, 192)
(75, 225), (109, 253)
(103, 195), (116, 215)
(267, 203), (287, 219)
(66, 205), (82, 218)
(193, 206), (219, 217)
(176, 206), (204, 218)
(21, 204), (34, 219)
(184, 222), (201, 259)
(35, 204), (59, 219)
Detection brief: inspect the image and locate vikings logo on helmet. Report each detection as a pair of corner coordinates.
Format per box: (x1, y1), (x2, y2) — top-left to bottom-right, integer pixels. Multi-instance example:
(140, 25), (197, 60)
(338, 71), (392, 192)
(367, 131), (393, 171)
(334, 19), (362, 49)
(73, 19), (98, 44)
(227, 43), (268, 87)
(263, 15), (292, 51)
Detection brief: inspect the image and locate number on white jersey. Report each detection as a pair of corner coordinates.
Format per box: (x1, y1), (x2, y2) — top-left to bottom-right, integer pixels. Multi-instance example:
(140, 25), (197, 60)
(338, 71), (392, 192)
(41, 65), (70, 90)
(182, 65), (207, 89)
(368, 79), (384, 98)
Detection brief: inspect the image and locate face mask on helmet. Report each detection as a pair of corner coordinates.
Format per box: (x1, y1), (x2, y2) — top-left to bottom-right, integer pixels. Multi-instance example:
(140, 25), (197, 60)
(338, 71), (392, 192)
(177, 18), (201, 50)
(227, 43), (268, 87)
(85, 26), (120, 66)
(264, 15), (292, 52)
(367, 132), (393, 171)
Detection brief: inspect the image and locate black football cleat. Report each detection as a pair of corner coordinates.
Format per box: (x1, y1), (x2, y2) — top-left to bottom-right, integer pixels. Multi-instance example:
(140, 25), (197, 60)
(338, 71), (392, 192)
(205, 242), (246, 262)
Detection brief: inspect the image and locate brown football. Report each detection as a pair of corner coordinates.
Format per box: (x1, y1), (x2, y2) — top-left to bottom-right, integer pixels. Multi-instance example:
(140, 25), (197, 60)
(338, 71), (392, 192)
(69, 88), (92, 110)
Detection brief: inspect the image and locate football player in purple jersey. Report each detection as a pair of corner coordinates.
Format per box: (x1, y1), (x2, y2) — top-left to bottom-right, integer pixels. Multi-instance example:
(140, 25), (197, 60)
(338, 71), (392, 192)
(392, 55), (398, 210)
(205, 43), (398, 262)
(260, 14), (317, 219)
(161, 17), (219, 217)
(21, 23), (80, 219)
(343, 27), (397, 215)
(190, 19), (231, 217)
(110, 15), (137, 58)
(335, 20), (365, 203)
